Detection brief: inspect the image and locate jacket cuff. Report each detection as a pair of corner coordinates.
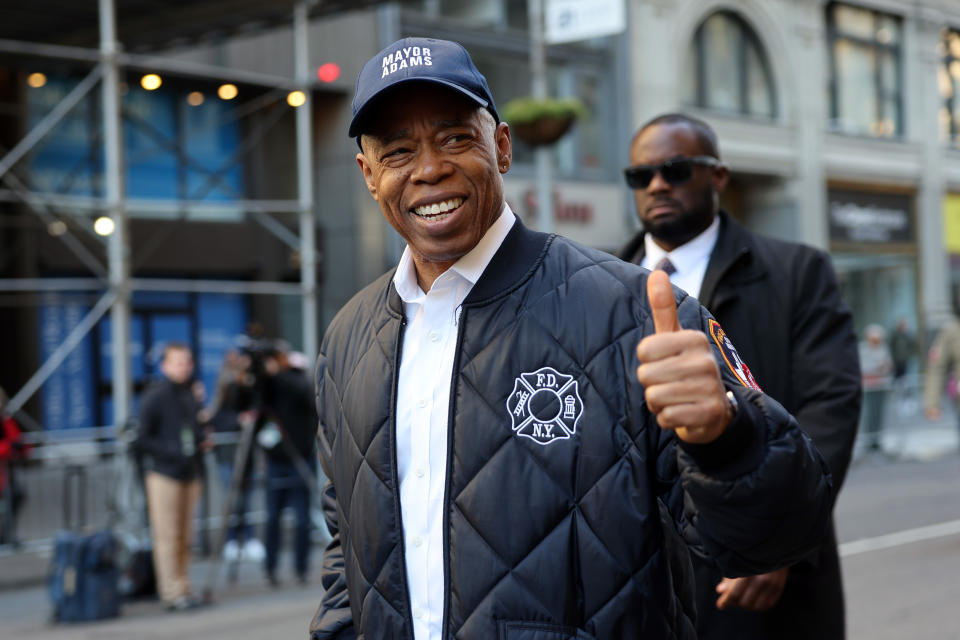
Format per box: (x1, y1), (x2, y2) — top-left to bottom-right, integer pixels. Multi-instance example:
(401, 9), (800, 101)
(678, 386), (766, 480)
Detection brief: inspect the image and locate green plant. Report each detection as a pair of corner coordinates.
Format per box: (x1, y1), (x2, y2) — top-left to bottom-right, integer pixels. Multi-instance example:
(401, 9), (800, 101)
(501, 96), (588, 126)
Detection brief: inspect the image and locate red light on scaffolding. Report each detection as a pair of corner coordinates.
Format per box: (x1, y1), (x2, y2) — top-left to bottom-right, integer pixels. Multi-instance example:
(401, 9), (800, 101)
(316, 63), (341, 83)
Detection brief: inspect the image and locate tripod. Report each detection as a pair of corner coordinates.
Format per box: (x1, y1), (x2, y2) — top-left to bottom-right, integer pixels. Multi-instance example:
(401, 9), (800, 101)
(201, 410), (322, 602)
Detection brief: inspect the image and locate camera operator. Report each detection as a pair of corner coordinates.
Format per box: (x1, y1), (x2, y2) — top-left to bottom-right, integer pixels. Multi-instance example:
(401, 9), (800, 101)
(208, 349), (263, 563)
(258, 343), (317, 587)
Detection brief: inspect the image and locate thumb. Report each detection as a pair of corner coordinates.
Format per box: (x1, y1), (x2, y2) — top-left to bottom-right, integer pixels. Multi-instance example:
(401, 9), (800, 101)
(647, 269), (679, 333)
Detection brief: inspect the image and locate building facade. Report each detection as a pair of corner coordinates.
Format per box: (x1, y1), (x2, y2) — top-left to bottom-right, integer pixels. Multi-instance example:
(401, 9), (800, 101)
(630, 0), (960, 355)
(6, 0), (960, 429)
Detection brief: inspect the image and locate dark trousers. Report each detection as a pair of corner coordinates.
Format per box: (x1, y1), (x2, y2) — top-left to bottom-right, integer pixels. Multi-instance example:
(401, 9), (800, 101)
(861, 389), (887, 450)
(264, 460), (312, 578)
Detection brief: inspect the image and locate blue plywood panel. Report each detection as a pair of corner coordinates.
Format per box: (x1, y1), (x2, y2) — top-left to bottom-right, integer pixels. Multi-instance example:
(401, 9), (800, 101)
(39, 296), (95, 430)
(196, 294), (248, 403)
(124, 88), (179, 199)
(27, 74), (244, 203)
(42, 290), (247, 429)
(26, 76), (100, 197)
(184, 99), (244, 201)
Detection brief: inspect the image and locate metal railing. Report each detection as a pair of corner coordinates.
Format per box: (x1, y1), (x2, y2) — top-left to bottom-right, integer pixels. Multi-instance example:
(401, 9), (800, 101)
(0, 426), (328, 558)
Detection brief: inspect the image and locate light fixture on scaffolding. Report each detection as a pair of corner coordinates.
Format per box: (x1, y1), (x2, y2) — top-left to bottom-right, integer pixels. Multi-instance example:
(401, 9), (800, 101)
(287, 90), (306, 107)
(218, 84), (238, 100)
(141, 73), (162, 91)
(94, 216), (116, 236)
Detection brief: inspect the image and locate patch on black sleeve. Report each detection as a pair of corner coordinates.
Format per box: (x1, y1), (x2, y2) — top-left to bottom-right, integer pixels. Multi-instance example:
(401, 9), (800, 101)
(707, 318), (762, 391)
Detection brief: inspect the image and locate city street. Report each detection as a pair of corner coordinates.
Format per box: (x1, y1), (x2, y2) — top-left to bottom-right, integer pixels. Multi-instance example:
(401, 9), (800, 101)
(838, 453), (960, 640)
(0, 449), (957, 639)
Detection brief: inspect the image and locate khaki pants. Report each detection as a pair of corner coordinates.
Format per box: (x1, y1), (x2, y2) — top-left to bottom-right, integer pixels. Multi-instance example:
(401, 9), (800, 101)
(145, 472), (202, 603)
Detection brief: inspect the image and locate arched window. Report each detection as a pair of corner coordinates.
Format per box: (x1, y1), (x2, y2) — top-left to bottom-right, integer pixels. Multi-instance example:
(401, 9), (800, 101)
(683, 11), (777, 118)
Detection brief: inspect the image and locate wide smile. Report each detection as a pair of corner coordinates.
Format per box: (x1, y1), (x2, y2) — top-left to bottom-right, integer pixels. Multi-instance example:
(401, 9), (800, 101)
(410, 196), (465, 223)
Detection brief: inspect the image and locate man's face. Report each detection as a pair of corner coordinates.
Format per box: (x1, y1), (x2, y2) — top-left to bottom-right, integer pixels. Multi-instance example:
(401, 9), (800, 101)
(161, 348), (194, 385)
(357, 85), (511, 288)
(628, 122), (728, 251)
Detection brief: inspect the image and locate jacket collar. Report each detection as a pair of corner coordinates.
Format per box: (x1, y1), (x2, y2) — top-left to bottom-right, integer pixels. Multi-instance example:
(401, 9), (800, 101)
(465, 217), (551, 305)
(385, 216), (551, 315)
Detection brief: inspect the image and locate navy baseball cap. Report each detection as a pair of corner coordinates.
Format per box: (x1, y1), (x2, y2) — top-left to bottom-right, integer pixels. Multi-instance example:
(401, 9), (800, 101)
(349, 37), (499, 139)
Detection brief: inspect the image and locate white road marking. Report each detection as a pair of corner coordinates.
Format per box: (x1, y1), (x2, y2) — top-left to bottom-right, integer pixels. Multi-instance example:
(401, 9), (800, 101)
(839, 518), (960, 557)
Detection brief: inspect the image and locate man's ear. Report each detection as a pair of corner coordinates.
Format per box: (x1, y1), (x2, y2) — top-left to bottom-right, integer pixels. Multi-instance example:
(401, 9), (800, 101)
(356, 148), (378, 201)
(495, 122), (512, 173)
(713, 163), (730, 194)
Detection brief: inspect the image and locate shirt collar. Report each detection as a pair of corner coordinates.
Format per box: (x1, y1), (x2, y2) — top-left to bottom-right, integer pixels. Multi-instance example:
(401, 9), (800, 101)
(643, 214), (720, 274)
(393, 202), (516, 302)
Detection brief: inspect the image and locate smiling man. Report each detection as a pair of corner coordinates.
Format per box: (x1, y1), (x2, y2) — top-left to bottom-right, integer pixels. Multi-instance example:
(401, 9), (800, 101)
(310, 39), (833, 640)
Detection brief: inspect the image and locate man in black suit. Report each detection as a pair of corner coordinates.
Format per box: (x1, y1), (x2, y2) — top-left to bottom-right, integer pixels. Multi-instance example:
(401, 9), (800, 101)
(619, 113), (861, 640)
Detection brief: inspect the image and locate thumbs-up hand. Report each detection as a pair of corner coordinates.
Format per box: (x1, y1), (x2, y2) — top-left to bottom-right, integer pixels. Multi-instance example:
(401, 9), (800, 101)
(635, 270), (733, 444)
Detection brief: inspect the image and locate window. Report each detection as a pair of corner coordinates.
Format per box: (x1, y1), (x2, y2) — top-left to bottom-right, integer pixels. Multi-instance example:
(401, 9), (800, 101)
(827, 3), (903, 138)
(684, 11), (777, 119)
(938, 28), (960, 145)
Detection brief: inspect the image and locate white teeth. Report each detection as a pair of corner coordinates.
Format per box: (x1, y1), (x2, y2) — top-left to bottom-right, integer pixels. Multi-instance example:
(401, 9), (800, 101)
(412, 197), (464, 218)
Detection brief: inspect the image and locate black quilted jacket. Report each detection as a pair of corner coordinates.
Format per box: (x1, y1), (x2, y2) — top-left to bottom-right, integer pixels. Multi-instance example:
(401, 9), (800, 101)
(311, 220), (832, 640)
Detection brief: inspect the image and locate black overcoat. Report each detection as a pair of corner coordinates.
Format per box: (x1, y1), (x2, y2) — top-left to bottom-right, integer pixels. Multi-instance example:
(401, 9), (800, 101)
(620, 210), (862, 639)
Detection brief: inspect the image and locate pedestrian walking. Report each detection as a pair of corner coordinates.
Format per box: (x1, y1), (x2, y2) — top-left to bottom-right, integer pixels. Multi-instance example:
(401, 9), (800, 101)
(924, 305), (960, 448)
(0, 386), (28, 544)
(860, 324), (893, 452)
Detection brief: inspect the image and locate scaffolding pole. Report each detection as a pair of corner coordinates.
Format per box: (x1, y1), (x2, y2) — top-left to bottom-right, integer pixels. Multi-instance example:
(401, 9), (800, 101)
(295, 1), (318, 366)
(100, 0), (132, 430)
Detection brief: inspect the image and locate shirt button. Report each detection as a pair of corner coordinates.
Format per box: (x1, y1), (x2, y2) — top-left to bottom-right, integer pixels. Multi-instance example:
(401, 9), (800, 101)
(413, 607), (424, 619)
(417, 398), (428, 408)
(428, 331), (440, 342)
(414, 467), (425, 478)
(412, 535), (423, 547)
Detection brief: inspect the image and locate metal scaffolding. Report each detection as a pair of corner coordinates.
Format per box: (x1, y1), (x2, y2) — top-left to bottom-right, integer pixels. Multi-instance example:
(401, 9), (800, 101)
(1, 0), (335, 428)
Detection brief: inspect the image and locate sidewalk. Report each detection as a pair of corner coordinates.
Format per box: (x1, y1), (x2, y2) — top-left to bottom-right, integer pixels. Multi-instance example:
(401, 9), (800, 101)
(853, 393), (959, 462)
(0, 549), (319, 640)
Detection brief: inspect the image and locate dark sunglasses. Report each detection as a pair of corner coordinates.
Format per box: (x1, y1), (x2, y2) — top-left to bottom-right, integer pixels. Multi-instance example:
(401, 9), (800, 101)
(623, 155), (719, 190)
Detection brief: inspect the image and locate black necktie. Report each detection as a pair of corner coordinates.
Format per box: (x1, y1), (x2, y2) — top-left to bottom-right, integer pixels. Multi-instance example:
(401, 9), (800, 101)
(654, 257), (676, 276)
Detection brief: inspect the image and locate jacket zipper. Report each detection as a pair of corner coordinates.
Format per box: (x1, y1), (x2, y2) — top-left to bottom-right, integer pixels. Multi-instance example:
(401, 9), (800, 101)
(391, 316), (417, 640)
(440, 305), (468, 639)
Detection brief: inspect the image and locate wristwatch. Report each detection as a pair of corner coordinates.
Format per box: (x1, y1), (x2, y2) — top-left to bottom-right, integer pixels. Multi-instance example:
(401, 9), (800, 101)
(725, 389), (739, 418)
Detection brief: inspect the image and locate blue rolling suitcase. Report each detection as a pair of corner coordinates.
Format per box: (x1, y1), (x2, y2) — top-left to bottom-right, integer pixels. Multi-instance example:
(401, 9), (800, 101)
(48, 530), (121, 622)
(47, 465), (121, 622)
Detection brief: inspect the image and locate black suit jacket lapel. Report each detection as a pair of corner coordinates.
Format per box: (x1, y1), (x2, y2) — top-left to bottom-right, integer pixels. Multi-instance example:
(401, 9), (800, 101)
(700, 211), (766, 311)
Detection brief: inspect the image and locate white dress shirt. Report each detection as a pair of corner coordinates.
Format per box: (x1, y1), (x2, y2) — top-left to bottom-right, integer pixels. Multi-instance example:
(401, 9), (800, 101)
(640, 214), (720, 299)
(393, 204), (516, 640)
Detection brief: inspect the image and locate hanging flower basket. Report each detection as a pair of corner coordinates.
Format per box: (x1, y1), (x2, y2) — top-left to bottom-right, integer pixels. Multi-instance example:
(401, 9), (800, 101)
(503, 97), (588, 147)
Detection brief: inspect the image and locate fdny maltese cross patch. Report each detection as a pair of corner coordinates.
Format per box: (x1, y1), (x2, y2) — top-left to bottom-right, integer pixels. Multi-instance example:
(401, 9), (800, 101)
(707, 319), (762, 391)
(506, 366), (584, 446)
